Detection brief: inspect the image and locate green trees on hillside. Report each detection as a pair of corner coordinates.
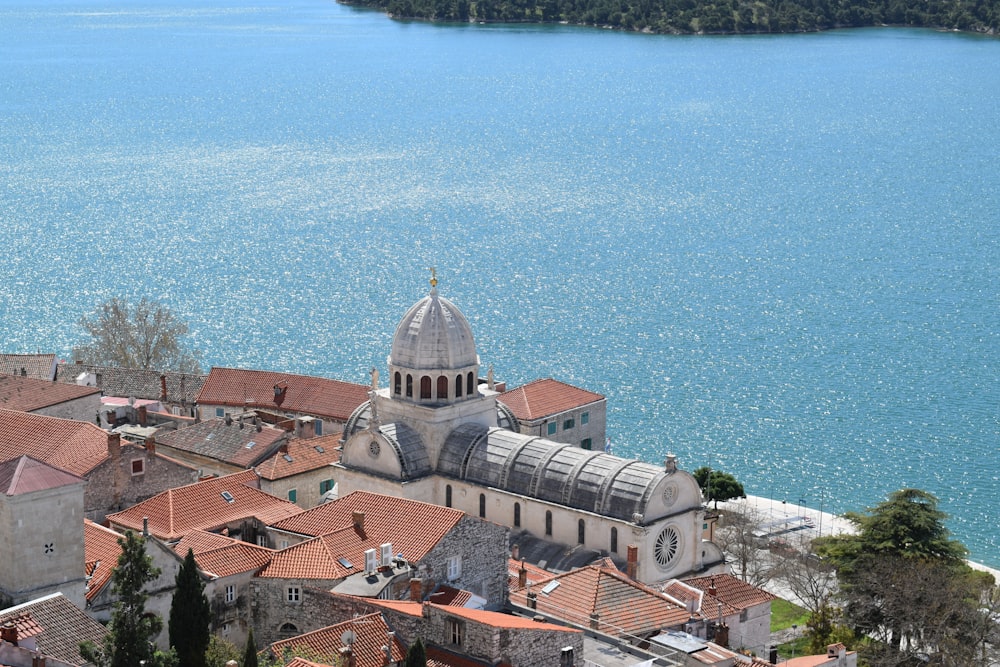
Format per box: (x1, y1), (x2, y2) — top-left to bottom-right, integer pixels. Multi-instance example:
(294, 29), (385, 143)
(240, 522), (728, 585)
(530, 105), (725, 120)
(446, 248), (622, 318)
(348, 0), (1000, 34)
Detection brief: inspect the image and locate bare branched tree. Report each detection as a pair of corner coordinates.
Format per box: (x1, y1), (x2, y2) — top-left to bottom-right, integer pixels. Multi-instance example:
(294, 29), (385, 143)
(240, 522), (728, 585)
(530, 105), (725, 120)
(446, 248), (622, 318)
(73, 297), (201, 373)
(714, 504), (774, 588)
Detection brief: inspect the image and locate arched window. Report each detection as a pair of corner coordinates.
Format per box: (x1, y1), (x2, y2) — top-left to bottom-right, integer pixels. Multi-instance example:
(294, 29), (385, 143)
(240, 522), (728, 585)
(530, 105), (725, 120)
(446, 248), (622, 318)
(406, 374), (413, 398)
(437, 375), (449, 400)
(545, 511), (552, 536)
(279, 622), (298, 637)
(610, 527), (618, 554)
(420, 376), (431, 399)
(479, 493), (486, 518)
(578, 519), (586, 545)
(467, 372), (474, 395)
(394, 372), (401, 395)
(445, 485), (452, 508)
(455, 375), (463, 398)
(513, 502), (521, 527)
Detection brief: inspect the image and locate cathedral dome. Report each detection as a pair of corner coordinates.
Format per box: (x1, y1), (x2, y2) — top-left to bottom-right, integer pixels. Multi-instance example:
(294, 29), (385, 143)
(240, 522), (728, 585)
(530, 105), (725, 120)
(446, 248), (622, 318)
(389, 285), (478, 371)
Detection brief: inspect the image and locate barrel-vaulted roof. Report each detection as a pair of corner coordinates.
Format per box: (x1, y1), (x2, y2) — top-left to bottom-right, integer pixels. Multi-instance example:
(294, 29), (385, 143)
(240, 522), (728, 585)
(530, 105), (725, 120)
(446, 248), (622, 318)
(439, 425), (670, 521)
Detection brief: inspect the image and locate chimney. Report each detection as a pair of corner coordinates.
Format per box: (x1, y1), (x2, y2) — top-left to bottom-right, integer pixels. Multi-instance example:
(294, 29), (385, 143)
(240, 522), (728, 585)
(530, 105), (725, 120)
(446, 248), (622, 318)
(714, 622), (729, 648)
(589, 612), (600, 630)
(225, 414), (233, 426)
(107, 432), (121, 460)
(511, 543), (519, 560)
(626, 544), (638, 580)
(160, 375), (168, 401)
(409, 577), (423, 602)
(1, 621), (17, 645)
(526, 591), (537, 610)
(560, 647), (575, 667)
(279, 441), (289, 454)
(296, 416), (316, 439)
(352, 511), (366, 533)
(769, 646), (778, 664)
(339, 645), (356, 667)
(145, 436), (156, 455)
(708, 577), (717, 596)
(382, 633), (394, 666)
(32, 657), (46, 667)
(518, 563), (527, 589)
(421, 602), (431, 619)
(142, 516), (149, 537)
(137, 404), (147, 427)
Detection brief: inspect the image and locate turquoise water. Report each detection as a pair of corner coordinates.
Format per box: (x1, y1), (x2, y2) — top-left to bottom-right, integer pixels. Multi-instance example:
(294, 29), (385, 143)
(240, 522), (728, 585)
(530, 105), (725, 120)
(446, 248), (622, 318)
(1, 2), (998, 564)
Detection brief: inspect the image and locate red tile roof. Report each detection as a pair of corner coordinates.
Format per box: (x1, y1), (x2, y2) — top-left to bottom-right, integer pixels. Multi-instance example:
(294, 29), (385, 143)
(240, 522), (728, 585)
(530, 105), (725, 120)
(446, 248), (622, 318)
(106, 469), (302, 542)
(270, 490), (464, 547)
(0, 455), (83, 496)
(507, 558), (555, 592)
(500, 378), (604, 422)
(173, 530), (274, 578)
(0, 409), (111, 476)
(354, 599), (578, 633)
(84, 520), (124, 601)
(255, 433), (342, 480)
(196, 367), (369, 422)
(682, 573), (777, 613)
(268, 613), (405, 667)
(427, 585), (473, 607)
(0, 374), (100, 412)
(510, 564), (691, 637)
(425, 646), (495, 667)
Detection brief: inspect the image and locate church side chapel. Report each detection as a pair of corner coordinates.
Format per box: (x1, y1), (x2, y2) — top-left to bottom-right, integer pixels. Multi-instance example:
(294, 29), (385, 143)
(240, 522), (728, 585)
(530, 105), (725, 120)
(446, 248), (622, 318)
(335, 271), (725, 585)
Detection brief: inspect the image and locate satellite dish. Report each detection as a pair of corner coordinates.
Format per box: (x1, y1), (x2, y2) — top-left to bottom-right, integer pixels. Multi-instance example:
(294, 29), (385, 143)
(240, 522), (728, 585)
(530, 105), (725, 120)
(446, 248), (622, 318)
(341, 630), (356, 646)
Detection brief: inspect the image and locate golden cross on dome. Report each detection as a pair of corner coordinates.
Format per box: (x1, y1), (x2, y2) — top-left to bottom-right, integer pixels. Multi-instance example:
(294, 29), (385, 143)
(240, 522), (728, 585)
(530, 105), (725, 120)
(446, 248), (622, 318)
(429, 267), (437, 288)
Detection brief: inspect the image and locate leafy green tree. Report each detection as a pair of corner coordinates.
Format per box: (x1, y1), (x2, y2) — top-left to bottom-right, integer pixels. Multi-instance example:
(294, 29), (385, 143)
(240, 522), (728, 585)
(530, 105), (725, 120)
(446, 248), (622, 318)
(205, 634), (242, 667)
(73, 297), (202, 372)
(80, 531), (177, 667)
(693, 466), (745, 508)
(405, 638), (427, 667)
(816, 489), (993, 665)
(243, 627), (259, 667)
(169, 549), (212, 667)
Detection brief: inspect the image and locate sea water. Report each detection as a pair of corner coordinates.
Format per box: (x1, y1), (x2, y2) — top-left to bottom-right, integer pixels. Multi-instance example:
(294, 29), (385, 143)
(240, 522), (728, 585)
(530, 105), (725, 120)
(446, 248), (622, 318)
(0, 1), (997, 564)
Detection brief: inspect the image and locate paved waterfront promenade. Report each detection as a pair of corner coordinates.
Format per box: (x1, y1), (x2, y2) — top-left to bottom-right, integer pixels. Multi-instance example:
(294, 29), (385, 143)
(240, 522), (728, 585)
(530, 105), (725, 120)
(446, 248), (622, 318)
(717, 494), (1000, 580)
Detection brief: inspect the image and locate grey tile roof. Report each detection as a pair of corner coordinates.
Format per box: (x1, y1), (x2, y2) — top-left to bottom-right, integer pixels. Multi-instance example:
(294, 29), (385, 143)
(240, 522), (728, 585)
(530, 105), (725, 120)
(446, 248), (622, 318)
(0, 593), (106, 665)
(56, 363), (206, 404)
(0, 354), (57, 381)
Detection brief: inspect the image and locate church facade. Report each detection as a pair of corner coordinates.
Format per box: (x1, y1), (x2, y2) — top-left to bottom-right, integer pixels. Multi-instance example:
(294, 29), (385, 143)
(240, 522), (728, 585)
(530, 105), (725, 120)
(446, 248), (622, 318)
(334, 277), (725, 585)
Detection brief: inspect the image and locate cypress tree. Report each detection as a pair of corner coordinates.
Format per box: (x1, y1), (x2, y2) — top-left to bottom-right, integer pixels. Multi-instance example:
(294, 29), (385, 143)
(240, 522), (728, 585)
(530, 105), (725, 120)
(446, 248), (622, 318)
(169, 548), (212, 667)
(405, 638), (427, 667)
(243, 627), (259, 667)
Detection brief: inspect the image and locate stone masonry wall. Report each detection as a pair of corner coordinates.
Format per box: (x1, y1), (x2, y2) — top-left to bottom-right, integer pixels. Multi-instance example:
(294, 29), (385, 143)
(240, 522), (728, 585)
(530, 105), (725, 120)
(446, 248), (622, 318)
(418, 515), (509, 608)
(84, 444), (199, 522)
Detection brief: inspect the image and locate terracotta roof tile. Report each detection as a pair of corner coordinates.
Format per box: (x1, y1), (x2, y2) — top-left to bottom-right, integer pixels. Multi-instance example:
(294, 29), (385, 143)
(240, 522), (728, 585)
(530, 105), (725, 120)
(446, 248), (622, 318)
(154, 418), (287, 468)
(196, 367), (369, 422)
(269, 490), (464, 555)
(269, 613), (406, 667)
(507, 558), (555, 592)
(0, 374), (100, 413)
(106, 469), (301, 542)
(85, 520), (125, 601)
(285, 659), (333, 667)
(0, 455), (83, 495)
(0, 593), (106, 665)
(0, 354), (56, 381)
(682, 573), (777, 612)
(427, 585), (473, 607)
(0, 409), (111, 476)
(255, 433), (342, 481)
(173, 530), (273, 577)
(510, 564), (690, 637)
(425, 646), (494, 667)
(500, 378), (604, 422)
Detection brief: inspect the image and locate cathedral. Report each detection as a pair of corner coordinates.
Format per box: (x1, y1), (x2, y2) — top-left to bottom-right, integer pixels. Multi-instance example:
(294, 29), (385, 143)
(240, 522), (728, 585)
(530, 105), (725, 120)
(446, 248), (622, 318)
(334, 275), (726, 586)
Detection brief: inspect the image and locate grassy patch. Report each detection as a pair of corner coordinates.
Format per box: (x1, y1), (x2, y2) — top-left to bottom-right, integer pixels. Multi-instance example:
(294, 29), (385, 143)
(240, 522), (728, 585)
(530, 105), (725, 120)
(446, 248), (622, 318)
(770, 598), (810, 632)
(774, 636), (812, 660)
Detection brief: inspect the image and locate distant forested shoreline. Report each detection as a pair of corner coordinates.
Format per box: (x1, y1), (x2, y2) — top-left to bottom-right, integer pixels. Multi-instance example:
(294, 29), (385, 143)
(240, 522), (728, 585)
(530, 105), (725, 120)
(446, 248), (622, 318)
(341, 0), (999, 34)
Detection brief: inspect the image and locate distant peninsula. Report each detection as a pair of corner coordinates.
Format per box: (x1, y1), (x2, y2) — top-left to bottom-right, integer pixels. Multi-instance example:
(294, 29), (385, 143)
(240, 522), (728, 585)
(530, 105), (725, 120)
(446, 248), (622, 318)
(340, 0), (999, 34)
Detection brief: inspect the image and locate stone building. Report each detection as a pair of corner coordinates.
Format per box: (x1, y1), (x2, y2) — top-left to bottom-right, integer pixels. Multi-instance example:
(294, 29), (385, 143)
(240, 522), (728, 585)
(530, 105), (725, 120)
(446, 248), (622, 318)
(0, 456), (86, 607)
(253, 432), (342, 509)
(251, 491), (509, 645)
(500, 377), (607, 450)
(0, 409), (199, 523)
(334, 277), (726, 586)
(0, 374), (100, 422)
(0, 354), (57, 381)
(55, 362), (206, 418)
